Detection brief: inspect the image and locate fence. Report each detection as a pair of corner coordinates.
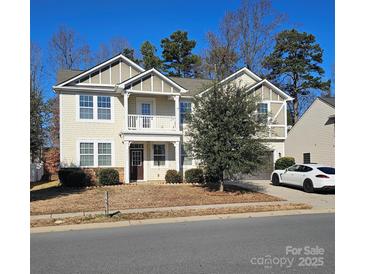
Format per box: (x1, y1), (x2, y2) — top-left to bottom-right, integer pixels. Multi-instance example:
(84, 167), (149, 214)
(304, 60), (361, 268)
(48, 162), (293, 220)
(30, 163), (44, 182)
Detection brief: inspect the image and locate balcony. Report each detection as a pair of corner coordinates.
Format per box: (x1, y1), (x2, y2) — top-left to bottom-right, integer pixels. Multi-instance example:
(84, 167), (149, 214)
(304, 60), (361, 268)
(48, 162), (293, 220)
(127, 114), (177, 131)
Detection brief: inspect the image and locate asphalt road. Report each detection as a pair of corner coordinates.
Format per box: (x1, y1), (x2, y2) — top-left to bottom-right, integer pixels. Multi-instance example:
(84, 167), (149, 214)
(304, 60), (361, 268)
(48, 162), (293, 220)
(31, 213), (335, 274)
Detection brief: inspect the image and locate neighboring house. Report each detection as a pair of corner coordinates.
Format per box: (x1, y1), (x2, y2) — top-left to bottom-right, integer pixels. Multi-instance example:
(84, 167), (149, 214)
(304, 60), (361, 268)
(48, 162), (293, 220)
(285, 97), (335, 167)
(53, 53), (292, 183)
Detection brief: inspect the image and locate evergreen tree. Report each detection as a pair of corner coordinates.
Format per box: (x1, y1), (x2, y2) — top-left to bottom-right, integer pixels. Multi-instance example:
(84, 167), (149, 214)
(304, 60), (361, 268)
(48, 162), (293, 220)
(140, 41), (162, 70)
(186, 83), (269, 191)
(122, 48), (140, 64)
(263, 29), (330, 123)
(161, 30), (202, 77)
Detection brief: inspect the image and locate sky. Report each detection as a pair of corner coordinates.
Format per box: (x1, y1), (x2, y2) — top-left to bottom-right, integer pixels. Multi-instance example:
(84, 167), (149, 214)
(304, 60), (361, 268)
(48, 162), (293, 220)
(31, 0), (335, 99)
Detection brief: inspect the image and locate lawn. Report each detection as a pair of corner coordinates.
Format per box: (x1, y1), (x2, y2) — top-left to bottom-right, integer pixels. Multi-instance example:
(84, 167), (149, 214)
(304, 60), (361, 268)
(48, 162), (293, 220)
(30, 182), (283, 215)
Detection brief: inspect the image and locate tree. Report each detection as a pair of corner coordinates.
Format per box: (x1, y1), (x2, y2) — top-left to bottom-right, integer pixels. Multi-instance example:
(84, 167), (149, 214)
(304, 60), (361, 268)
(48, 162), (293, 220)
(93, 37), (131, 64)
(263, 29), (331, 123)
(186, 83), (269, 191)
(161, 30), (202, 77)
(235, 0), (286, 74)
(30, 43), (49, 162)
(48, 25), (91, 72)
(122, 48), (140, 64)
(204, 12), (239, 80)
(140, 41), (162, 70)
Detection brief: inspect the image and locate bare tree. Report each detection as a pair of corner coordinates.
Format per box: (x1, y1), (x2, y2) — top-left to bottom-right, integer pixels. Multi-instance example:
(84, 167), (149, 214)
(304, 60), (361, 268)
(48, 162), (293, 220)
(203, 12), (239, 80)
(48, 25), (91, 72)
(93, 36), (131, 64)
(110, 37), (130, 55)
(235, 0), (286, 74)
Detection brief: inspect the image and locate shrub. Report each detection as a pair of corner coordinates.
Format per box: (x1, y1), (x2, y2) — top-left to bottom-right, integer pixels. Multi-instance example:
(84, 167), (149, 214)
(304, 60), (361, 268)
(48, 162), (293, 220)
(99, 168), (120, 185)
(275, 157), (295, 170)
(58, 168), (90, 187)
(185, 168), (204, 184)
(203, 169), (221, 184)
(165, 169), (182, 184)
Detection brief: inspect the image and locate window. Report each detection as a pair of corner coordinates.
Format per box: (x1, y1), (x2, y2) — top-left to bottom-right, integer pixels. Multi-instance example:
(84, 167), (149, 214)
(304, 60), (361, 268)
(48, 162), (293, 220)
(98, 143), (112, 166)
(318, 167), (335, 175)
(97, 96), (111, 120)
(297, 165), (313, 172)
(80, 142), (94, 166)
(181, 144), (192, 166)
(257, 103), (268, 123)
(180, 101), (192, 124)
(303, 153), (311, 164)
(153, 144), (166, 166)
(80, 95), (93, 119)
(287, 165), (299, 172)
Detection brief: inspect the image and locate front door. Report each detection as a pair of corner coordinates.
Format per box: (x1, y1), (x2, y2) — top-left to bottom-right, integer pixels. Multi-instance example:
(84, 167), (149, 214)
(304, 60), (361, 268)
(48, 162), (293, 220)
(130, 149), (144, 180)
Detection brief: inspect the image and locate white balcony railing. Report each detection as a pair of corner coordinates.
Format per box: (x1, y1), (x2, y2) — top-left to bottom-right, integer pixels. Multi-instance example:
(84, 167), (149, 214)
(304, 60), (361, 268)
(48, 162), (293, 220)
(128, 114), (176, 131)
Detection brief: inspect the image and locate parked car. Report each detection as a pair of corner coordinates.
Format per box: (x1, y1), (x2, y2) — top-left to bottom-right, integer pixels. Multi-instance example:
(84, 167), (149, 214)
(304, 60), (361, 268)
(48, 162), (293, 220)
(271, 164), (335, 193)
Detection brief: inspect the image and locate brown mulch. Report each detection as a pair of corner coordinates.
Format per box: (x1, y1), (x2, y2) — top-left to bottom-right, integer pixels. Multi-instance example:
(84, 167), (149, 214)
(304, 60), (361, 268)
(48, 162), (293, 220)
(30, 184), (283, 215)
(31, 203), (311, 228)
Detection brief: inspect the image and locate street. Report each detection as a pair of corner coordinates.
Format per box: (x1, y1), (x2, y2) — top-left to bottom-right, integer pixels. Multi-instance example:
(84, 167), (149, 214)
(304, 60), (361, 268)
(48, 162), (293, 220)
(31, 213), (334, 274)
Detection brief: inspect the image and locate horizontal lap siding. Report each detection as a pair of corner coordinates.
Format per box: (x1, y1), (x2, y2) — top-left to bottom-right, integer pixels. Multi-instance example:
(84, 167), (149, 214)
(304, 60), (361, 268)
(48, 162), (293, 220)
(60, 93), (125, 167)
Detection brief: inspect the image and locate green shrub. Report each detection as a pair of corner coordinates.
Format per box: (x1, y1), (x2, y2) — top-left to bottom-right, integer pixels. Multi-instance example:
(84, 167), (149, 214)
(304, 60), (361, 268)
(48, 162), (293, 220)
(203, 169), (221, 184)
(165, 169), (182, 184)
(58, 168), (90, 187)
(185, 168), (204, 184)
(98, 168), (120, 185)
(275, 157), (295, 170)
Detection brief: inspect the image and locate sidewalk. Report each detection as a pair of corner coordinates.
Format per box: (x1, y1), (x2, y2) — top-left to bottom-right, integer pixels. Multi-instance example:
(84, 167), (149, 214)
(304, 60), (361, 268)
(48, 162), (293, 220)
(31, 200), (292, 221)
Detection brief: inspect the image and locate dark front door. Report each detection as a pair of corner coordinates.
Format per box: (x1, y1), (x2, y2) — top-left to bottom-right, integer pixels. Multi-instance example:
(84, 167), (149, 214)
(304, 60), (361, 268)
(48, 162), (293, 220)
(130, 149), (143, 181)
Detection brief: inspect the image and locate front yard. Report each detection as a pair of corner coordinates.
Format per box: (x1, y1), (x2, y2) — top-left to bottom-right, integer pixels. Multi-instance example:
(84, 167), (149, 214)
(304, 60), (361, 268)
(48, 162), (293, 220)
(30, 182), (283, 215)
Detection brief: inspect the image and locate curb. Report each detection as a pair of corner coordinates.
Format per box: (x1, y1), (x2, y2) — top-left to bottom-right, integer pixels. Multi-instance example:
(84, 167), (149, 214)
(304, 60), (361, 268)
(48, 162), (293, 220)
(30, 208), (334, 234)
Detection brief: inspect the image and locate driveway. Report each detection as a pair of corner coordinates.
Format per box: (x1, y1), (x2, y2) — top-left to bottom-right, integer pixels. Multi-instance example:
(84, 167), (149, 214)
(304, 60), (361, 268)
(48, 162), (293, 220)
(238, 180), (335, 211)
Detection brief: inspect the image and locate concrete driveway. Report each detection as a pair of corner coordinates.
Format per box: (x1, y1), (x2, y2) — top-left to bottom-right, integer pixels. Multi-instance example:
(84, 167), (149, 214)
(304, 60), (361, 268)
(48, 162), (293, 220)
(238, 180), (335, 211)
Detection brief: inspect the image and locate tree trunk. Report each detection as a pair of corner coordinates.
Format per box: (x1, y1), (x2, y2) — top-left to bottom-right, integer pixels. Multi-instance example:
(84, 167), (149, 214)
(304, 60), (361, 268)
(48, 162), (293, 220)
(293, 98), (299, 124)
(219, 180), (224, 192)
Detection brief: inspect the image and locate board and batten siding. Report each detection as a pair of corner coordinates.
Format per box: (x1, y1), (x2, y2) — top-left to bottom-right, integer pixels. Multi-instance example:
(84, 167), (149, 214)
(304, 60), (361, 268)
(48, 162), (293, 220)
(285, 99), (335, 167)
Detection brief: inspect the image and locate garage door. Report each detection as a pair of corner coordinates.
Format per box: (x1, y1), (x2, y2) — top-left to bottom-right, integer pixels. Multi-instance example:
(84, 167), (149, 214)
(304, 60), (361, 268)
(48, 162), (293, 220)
(235, 151), (274, 180)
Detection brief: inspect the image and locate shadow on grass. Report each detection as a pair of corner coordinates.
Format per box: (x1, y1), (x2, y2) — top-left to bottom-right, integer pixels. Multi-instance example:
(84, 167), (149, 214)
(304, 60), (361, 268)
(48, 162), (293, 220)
(30, 186), (86, 202)
(271, 183), (335, 195)
(195, 182), (260, 194)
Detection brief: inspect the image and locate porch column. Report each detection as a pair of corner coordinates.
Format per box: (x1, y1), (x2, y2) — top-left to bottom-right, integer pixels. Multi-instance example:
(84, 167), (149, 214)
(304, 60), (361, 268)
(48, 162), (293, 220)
(124, 141), (130, 183)
(174, 141), (181, 172)
(174, 95), (180, 131)
(124, 91), (129, 131)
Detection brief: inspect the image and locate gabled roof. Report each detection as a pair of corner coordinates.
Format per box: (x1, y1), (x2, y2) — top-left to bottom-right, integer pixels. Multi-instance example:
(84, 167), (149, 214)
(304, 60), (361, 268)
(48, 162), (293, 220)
(247, 79), (293, 101)
(319, 96), (335, 108)
(54, 52), (145, 87)
(170, 77), (213, 96)
(119, 68), (188, 93)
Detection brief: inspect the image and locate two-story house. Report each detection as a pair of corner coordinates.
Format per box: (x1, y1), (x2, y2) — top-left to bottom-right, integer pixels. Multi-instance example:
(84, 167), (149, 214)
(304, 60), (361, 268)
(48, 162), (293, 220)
(53, 53), (292, 183)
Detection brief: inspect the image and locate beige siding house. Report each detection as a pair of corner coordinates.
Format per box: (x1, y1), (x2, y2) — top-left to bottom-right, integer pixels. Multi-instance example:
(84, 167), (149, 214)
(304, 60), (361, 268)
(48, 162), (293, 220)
(53, 53), (292, 183)
(285, 97), (335, 167)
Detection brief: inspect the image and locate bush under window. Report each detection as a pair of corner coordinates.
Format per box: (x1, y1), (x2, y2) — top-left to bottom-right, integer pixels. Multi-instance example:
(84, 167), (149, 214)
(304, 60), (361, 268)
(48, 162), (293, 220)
(58, 168), (90, 187)
(165, 170), (182, 184)
(98, 168), (120, 185)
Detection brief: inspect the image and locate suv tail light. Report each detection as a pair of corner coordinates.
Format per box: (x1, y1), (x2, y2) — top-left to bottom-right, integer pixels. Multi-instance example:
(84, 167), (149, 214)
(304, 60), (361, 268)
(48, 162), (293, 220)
(316, 174), (329, 179)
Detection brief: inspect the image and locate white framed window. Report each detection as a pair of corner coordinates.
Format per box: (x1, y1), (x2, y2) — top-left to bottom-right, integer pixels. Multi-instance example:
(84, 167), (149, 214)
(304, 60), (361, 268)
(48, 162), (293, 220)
(78, 140), (113, 167)
(98, 143), (112, 166)
(80, 142), (94, 166)
(79, 95), (93, 119)
(77, 95), (113, 122)
(181, 144), (192, 166)
(180, 101), (192, 124)
(257, 102), (269, 123)
(97, 96), (111, 120)
(153, 144), (166, 166)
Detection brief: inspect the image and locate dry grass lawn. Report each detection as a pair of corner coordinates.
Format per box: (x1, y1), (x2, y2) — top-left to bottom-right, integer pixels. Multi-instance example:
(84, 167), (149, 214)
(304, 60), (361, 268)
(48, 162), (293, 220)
(31, 203), (311, 227)
(30, 183), (283, 215)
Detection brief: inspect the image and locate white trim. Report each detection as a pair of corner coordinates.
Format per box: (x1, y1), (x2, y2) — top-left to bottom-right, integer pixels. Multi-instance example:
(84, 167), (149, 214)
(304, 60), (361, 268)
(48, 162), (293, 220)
(76, 94), (115, 123)
(76, 139), (115, 168)
(126, 90), (180, 96)
(55, 53), (145, 87)
(54, 86), (116, 94)
(247, 80), (293, 101)
(59, 94), (63, 166)
(119, 68), (188, 93)
(151, 142), (168, 168)
(136, 97), (156, 115)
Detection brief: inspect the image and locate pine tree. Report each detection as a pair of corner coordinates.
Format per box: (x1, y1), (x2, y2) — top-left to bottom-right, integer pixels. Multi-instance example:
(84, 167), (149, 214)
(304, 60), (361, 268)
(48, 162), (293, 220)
(161, 30), (202, 78)
(263, 29), (330, 123)
(140, 41), (162, 70)
(186, 83), (269, 191)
